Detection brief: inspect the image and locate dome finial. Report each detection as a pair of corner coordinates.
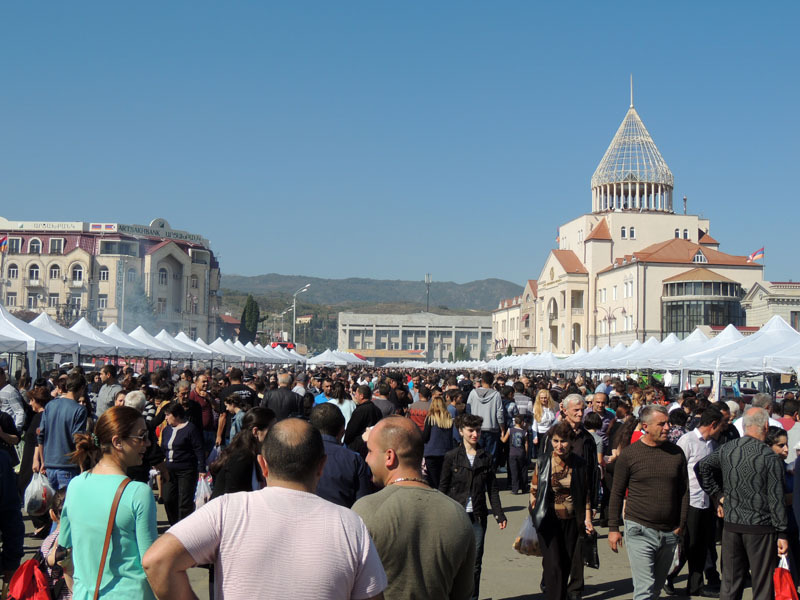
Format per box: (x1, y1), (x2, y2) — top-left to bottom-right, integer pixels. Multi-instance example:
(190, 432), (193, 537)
(630, 73), (634, 108)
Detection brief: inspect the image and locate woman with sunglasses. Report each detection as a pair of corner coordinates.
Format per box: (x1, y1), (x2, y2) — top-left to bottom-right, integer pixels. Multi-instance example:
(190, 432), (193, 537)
(58, 406), (158, 599)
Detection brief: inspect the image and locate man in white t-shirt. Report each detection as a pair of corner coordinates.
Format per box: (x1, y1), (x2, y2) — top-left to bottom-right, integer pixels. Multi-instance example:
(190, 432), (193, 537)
(143, 419), (387, 600)
(732, 393), (784, 436)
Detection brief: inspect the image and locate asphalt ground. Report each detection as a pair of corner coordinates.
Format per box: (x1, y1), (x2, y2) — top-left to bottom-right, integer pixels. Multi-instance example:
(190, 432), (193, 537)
(19, 476), (757, 600)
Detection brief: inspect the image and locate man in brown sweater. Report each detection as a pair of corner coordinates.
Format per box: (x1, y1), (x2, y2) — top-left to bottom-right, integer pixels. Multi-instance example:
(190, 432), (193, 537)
(608, 404), (688, 600)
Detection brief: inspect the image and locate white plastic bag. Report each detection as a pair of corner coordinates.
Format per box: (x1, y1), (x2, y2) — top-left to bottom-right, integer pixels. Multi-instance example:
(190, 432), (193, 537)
(512, 515), (542, 556)
(24, 472), (55, 516)
(669, 541), (681, 573)
(194, 474), (213, 510)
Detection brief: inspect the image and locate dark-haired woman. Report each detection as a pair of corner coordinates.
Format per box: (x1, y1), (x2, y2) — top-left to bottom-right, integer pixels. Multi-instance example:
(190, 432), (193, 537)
(529, 421), (593, 600)
(19, 387), (51, 536)
(210, 407), (276, 498)
(328, 381), (357, 428)
(160, 402), (206, 525)
(58, 406), (158, 599)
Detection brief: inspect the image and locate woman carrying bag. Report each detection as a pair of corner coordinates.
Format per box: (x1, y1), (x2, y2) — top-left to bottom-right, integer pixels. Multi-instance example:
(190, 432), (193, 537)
(529, 421), (594, 600)
(57, 406), (158, 599)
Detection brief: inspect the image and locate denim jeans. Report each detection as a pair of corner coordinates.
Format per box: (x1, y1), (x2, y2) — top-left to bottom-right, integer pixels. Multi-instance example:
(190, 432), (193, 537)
(46, 467), (78, 491)
(479, 430), (501, 470)
(624, 519), (679, 600)
(468, 513), (487, 600)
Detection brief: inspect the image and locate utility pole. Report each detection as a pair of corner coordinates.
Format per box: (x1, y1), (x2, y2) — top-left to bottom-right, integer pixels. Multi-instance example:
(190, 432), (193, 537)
(292, 283), (310, 345)
(425, 273), (432, 312)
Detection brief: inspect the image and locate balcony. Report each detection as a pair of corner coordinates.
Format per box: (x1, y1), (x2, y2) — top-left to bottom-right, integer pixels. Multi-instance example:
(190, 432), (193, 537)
(571, 308), (584, 316)
(68, 279), (85, 288)
(26, 279), (43, 287)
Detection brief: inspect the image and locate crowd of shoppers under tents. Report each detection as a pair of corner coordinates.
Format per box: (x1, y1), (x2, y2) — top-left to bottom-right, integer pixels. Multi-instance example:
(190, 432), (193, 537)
(0, 360), (797, 599)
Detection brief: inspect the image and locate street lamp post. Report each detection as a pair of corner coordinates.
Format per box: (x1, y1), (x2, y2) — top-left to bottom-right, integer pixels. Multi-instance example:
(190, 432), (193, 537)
(594, 306), (627, 346)
(292, 283), (310, 346)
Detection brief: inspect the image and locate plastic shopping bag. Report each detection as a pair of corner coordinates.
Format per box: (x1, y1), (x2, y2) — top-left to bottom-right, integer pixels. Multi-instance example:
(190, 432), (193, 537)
(774, 554), (799, 600)
(512, 515), (542, 556)
(194, 474), (213, 510)
(23, 473), (55, 517)
(669, 542), (681, 574)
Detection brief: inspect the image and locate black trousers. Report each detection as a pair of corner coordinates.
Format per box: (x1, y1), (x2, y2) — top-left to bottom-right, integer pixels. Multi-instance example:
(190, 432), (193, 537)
(165, 467), (198, 525)
(540, 513), (579, 600)
(721, 528), (777, 600)
(669, 505), (715, 593)
(424, 455), (444, 490)
(508, 453), (527, 493)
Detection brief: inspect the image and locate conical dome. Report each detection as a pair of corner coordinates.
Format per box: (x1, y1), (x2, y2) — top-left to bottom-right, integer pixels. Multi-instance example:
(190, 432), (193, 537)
(591, 103), (674, 214)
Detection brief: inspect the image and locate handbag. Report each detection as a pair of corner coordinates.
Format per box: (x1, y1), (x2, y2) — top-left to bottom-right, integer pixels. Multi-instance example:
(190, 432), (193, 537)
(93, 477), (131, 600)
(774, 554), (799, 600)
(582, 529), (600, 569)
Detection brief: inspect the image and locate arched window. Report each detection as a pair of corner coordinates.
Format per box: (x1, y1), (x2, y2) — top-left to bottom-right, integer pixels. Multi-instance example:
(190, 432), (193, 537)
(621, 227), (627, 239)
(29, 239), (41, 254)
(674, 229), (680, 238)
(7, 264), (18, 279)
(127, 268), (136, 282)
(629, 226), (635, 239)
(71, 265), (83, 282)
(190, 274), (198, 289)
(683, 229), (689, 240)
(49, 264), (61, 280)
(29, 265), (40, 281)
(99, 266), (109, 281)
(158, 268), (168, 285)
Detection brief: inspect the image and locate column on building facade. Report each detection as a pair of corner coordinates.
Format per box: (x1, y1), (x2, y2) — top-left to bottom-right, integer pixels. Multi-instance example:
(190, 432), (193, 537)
(635, 181), (640, 209)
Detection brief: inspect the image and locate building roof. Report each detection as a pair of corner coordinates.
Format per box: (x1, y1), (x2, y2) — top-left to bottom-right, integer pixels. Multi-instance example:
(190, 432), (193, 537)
(219, 314), (241, 325)
(698, 232), (719, 245)
(552, 249), (589, 274)
(591, 105), (674, 189)
(525, 280), (538, 298)
(598, 238), (759, 274)
(662, 268), (735, 283)
(585, 218), (612, 241)
(495, 295), (522, 311)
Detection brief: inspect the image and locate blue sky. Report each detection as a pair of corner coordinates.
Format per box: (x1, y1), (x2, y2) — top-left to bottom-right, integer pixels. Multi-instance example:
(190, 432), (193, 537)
(1, 2), (797, 284)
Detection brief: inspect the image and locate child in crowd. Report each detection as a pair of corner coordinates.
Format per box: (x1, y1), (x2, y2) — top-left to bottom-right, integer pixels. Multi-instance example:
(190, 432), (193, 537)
(41, 489), (72, 599)
(501, 414), (529, 494)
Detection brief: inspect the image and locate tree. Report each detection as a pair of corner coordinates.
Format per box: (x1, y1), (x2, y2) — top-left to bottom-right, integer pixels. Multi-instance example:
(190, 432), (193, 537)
(122, 280), (157, 333)
(454, 344), (468, 361)
(506, 344), (513, 356)
(239, 295), (260, 344)
(447, 351), (454, 362)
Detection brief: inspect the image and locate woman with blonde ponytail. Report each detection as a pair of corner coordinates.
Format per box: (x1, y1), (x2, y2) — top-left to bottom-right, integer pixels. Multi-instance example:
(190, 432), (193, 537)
(58, 406), (158, 599)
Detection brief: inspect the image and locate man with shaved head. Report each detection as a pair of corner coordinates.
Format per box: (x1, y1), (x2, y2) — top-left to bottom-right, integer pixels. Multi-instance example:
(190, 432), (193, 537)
(144, 418), (387, 600)
(353, 416), (475, 600)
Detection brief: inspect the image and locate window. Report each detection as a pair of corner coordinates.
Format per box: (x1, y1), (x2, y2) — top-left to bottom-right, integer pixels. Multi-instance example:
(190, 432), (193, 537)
(49, 238), (63, 255)
(158, 268), (168, 285)
(99, 266), (109, 281)
(7, 264), (18, 279)
(27, 294), (37, 309)
(189, 327), (197, 339)
(8, 238), (20, 254)
(29, 239), (41, 254)
(69, 294), (81, 310)
(5, 293), (15, 307)
(611, 319), (617, 334)
(621, 227), (627, 239)
(629, 226), (635, 239)
(49, 265), (61, 279)
(612, 286), (618, 301)
(28, 265), (40, 281)
(693, 251), (708, 264)
(190, 275), (198, 289)
(675, 229), (680, 238)
(792, 312), (800, 331)
(157, 298), (167, 314)
(127, 268), (136, 282)
(683, 229), (689, 240)
(98, 294), (108, 309)
(71, 265), (84, 281)
(48, 293), (59, 308)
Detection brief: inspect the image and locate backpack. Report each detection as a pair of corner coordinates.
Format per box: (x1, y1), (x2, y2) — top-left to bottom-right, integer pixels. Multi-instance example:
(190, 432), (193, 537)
(7, 556), (51, 600)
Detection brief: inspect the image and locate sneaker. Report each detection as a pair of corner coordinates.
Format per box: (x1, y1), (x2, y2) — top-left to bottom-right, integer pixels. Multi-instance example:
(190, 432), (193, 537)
(695, 588), (720, 598)
(663, 580), (676, 596)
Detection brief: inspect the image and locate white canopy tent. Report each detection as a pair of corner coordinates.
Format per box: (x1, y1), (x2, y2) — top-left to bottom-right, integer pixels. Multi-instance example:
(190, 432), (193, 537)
(193, 337), (239, 363)
(156, 330), (212, 361)
(645, 329), (709, 370)
(30, 313), (116, 357)
(233, 340), (270, 362)
(208, 338), (246, 362)
(103, 324), (156, 357)
(71, 318), (141, 356)
(129, 327), (181, 360)
(679, 324), (746, 371)
(245, 343), (284, 364)
(255, 344), (288, 363)
(712, 316), (800, 373)
(308, 349), (350, 366)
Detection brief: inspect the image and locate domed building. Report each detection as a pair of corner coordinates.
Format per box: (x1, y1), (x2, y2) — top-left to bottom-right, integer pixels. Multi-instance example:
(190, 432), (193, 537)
(508, 91), (764, 354)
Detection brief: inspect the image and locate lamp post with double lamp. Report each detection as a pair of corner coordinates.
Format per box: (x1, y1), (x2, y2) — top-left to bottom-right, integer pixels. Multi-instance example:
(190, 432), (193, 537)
(594, 306), (626, 346)
(292, 283), (310, 345)
(279, 307), (292, 342)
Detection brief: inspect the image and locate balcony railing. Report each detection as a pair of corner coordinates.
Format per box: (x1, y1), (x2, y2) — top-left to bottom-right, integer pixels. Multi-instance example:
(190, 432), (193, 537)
(571, 308), (584, 316)
(68, 279), (85, 288)
(26, 279), (42, 286)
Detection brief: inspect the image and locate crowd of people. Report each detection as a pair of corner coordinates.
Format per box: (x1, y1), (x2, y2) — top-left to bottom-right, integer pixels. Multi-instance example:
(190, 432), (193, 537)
(0, 361), (797, 599)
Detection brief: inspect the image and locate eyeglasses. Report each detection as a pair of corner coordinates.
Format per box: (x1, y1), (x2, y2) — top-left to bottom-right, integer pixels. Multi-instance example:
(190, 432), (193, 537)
(126, 432), (149, 443)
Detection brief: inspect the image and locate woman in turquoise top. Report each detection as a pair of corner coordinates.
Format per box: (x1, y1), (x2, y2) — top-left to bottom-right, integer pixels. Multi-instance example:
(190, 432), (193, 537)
(58, 405), (158, 599)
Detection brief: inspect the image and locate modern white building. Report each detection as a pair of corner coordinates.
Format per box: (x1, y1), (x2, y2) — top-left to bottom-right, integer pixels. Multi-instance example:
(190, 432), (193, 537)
(504, 92), (764, 353)
(742, 281), (800, 330)
(0, 217), (221, 339)
(338, 312), (492, 364)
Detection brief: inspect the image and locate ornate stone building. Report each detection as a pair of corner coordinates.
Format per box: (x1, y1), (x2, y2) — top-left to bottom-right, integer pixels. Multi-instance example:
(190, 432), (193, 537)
(0, 217), (221, 339)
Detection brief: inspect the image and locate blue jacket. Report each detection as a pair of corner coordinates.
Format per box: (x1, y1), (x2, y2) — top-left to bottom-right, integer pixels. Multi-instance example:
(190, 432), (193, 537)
(317, 434), (371, 507)
(37, 397), (88, 470)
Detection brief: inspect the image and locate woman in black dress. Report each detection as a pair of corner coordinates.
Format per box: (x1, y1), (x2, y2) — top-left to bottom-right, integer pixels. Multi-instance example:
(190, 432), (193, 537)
(18, 386), (51, 536)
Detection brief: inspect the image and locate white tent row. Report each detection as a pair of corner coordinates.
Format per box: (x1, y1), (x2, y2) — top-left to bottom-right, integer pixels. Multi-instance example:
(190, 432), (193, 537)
(308, 349), (370, 366)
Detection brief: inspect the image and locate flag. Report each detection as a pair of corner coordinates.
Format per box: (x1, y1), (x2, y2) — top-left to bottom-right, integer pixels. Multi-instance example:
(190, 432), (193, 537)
(0, 236), (6, 253)
(91, 223), (102, 231)
(747, 247), (764, 262)
(104, 224), (115, 230)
